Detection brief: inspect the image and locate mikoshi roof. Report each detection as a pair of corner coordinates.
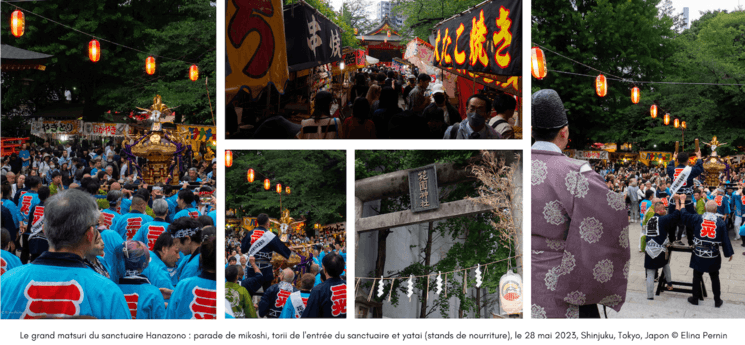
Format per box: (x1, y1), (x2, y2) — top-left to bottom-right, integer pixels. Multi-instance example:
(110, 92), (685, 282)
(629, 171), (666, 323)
(357, 16), (402, 42)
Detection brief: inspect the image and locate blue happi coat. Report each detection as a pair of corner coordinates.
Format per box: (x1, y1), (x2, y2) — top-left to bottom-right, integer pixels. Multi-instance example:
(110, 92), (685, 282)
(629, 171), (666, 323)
(166, 271), (217, 319)
(112, 210), (154, 240)
(0, 252), (130, 319)
(118, 276), (166, 319)
(680, 210), (735, 272)
(132, 219), (170, 251)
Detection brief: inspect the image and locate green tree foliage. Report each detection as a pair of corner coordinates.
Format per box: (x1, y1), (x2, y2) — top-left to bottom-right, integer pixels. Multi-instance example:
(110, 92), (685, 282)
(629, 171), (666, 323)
(532, 0), (677, 150)
(638, 10), (745, 156)
(337, 0), (374, 35)
(1, 0), (216, 124)
(225, 150), (346, 232)
(394, 0), (484, 40)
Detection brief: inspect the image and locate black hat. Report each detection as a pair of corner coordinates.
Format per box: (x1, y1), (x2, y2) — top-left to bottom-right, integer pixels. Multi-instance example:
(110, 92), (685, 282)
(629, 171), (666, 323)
(532, 89), (568, 129)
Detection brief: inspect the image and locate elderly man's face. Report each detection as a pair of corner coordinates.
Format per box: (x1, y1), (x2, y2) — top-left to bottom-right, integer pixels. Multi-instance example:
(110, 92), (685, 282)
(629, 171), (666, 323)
(189, 170), (197, 178)
(6, 173), (15, 184)
(239, 256), (247, 266)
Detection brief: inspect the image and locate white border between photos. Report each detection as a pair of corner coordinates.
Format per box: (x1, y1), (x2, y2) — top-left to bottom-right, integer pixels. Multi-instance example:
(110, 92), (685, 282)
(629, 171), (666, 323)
(4, 1), (743, 344)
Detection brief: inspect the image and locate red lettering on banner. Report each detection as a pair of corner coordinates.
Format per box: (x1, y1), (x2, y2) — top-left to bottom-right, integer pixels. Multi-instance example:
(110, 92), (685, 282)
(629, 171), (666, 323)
(715, 195), (723, 207)
(188, 211), (199, 219)
(102, 212), (116, 228)
(32, 206), (44, 225)
(1, 258), (7, 275)
(20, 195), (33, 216)
(125, 218), (142, 240)
(674, 168), (687, 186)
(189, 286), (216, 319)
(146, 225), (166, 250)
(250, 230), (265, 245)
(330, 284), (346, 317)
(228, 0), (275, 78)
(701, 219), (717, 239)
(22, 281), (84, 319)
(275, 290), (291, 308)
(124, 293), (139, 319)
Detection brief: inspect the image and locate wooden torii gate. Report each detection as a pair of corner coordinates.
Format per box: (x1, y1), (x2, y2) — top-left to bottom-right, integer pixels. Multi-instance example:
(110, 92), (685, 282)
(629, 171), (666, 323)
(355, 154), (523, 317)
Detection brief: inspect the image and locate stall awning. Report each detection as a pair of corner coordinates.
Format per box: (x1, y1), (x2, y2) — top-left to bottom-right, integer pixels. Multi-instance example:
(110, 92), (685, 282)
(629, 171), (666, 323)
(431, 0), (522, 77)
(284, 1), (344, 72)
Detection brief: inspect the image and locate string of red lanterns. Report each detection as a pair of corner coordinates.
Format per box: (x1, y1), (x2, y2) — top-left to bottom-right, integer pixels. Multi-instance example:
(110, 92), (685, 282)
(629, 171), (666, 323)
(532, 46), (691, 132)
(7, 8), (199, 80)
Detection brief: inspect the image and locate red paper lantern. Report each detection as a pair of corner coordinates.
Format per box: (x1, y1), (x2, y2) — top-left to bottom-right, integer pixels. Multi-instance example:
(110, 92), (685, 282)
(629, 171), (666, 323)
(387, 30), (391, 38)
(146, 56), (156, 75)
(276, 183), (282, 194)
(285, 186), (291, 194)
(10, 10), (24, 38)
(674, 118), (680, 128)
(682, 121), (687, 129)
(631, 87), (640, 104)
(89, 39), (100, 62)
(531, 47), (547, 80)
(247, 168), (255, 183)
(595, 74), (607, 97)
(263, 179), (270, 190)
(225, 150), (233, 167)
(189, 65), (199, 81)
(354, 28), (358, 35)
(650, 104), (658, 118)
(664, 113), (670, 126)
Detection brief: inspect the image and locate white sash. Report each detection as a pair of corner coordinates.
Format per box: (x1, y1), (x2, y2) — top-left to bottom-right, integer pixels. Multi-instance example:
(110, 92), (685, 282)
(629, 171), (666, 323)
(29, 215), (46, 240)
(290, 291), (306, 318)
(248, 230), (276, 258)
(668, 166), (692, 202)
(645, 237), (669, 259)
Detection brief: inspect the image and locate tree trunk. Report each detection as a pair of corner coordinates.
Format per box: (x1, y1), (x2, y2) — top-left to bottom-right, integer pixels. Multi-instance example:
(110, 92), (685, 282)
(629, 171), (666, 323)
(372, 229), (389, 318)
(419, 221), (434, 319)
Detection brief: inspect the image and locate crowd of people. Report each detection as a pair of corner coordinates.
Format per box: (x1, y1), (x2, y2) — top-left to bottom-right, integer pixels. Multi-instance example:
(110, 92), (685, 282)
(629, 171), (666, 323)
(531, 89), (737, 318)
(237, 66), (518, 140)
(1, 138), (218, 319)
(587, 150), (742, 307)
(224, 215), (347, 319)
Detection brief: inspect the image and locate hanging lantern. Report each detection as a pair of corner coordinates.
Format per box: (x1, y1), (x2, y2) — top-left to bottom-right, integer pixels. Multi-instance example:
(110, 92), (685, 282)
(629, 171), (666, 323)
(276, 184), (282, 194)
(247, 168), (255, 183)
(189, 65), (199, 81)
(595, 74), (607, 97)
(263, 179), (270, 190)
(674, 118), (680, 128)
(88, 39), (100, 62)
(10, 10), (24, 38)
(650, 104), (658, 118)
(285, 186), (291, 194)
(631, 87), (640, 104)
(354, 28), (358, 35)
(530, 47), (547, 80)
(314, 223), (320, 230)
(682, 121), (687, 129)
(145, 56), (156, 75)
(664, 113), (670, 126)
(225, 150), (233, 167)
(499, 270), (523, 315)
(387, 30), (391, 38)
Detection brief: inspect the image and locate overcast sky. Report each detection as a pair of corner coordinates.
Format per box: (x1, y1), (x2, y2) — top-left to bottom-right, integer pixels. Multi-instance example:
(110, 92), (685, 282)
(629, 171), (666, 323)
(669, 0), (742, 22)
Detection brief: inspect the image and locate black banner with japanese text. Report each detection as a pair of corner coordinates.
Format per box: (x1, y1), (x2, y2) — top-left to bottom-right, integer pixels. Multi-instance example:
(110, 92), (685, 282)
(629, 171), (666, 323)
(432, 0), (522, 76)
(284, 2), (344, 72)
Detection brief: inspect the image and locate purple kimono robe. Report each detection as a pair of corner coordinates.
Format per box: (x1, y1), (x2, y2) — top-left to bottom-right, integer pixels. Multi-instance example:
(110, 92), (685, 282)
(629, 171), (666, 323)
(531, 147), (630, 318)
